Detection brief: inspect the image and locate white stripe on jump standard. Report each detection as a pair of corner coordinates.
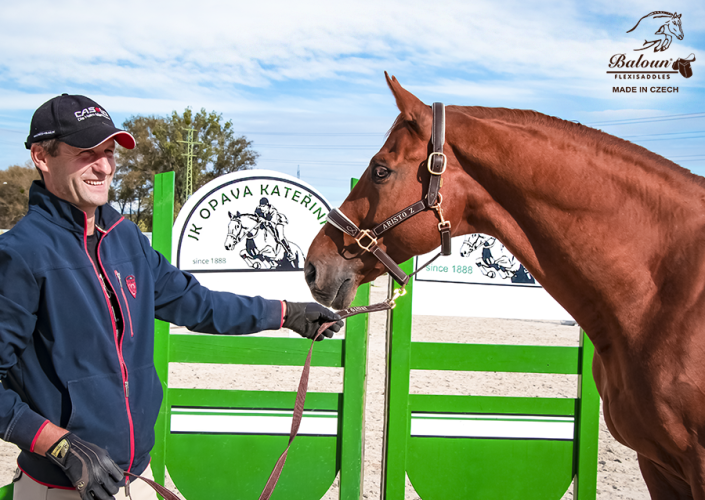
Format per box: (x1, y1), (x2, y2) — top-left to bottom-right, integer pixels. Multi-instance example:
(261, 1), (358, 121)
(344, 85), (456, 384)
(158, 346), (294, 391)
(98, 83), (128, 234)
(171, 408), (337, 417)
(171, 409), (338, 436)
(410, 414), (574, 440)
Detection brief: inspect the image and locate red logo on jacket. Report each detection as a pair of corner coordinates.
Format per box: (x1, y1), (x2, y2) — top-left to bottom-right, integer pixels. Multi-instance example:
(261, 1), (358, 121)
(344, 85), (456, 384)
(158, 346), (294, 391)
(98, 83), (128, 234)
(126, 275), (137, 298)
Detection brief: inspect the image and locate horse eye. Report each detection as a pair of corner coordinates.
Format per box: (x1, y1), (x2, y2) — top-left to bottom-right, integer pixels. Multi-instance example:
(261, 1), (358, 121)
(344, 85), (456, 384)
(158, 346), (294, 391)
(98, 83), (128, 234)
(372, 165), (390, 181)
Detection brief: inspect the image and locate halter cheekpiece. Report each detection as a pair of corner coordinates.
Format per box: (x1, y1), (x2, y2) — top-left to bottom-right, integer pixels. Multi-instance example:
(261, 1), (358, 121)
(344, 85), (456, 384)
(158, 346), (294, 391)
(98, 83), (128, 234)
(327, 102), (452, 289)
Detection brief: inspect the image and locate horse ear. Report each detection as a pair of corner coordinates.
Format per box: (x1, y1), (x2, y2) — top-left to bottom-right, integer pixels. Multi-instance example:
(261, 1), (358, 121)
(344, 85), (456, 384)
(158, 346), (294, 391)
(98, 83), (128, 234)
(384, 71), (431, 133)
(228, 211), (233, 219)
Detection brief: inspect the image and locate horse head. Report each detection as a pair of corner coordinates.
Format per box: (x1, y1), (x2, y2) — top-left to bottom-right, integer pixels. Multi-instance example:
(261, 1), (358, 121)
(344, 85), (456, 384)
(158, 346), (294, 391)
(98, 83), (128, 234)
(225, 211), (244, 250)
(667, 12), (684, 40)
(460, 234), (482, 257)
(627, 11), (684, 44)
(306, 73), (487, 309)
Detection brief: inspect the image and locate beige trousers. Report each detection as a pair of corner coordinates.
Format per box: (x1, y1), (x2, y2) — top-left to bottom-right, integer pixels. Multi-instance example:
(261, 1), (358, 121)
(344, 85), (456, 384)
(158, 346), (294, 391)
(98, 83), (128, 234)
(13, 465), (159, 500)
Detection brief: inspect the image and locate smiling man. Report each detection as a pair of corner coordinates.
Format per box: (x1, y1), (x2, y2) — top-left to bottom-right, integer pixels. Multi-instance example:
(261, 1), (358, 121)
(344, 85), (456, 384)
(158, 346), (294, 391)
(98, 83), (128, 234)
(0, 95), (342, 500)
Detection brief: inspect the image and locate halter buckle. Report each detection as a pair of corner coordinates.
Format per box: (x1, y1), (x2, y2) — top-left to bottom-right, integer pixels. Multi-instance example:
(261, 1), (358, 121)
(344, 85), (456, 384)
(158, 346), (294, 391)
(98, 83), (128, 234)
(355, 229), (378, 252)
(427, 152), (447, 175)
(438, 220), (451, 231)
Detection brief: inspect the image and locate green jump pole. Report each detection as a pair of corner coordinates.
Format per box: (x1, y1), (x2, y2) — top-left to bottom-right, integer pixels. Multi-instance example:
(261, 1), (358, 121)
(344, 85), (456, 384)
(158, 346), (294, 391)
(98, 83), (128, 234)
(338, 177), (370, 500)
(574, 329), (599, 499)
(151, 171), (175, 490)
(381, 259), (415, 500)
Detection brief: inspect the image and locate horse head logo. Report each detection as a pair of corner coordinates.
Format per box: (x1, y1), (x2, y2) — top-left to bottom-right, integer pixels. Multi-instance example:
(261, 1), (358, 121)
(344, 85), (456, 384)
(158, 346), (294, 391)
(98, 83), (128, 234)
(225, 211), (246, 250)
(627, 11), (684, 52)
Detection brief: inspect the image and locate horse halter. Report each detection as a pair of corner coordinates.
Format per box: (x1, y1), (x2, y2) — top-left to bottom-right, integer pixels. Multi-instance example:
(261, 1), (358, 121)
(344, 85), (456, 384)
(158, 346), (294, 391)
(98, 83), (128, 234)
(326, 102), (452, 288)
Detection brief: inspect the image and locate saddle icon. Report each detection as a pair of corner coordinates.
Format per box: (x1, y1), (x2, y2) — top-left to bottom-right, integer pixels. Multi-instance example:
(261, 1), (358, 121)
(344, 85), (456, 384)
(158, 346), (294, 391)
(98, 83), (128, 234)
(672, 53), (696, 78)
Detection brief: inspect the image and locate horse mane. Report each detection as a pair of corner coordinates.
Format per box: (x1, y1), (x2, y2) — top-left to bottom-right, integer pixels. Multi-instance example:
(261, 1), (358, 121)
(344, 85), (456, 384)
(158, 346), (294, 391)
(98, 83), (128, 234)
(450, 106), (705, 189)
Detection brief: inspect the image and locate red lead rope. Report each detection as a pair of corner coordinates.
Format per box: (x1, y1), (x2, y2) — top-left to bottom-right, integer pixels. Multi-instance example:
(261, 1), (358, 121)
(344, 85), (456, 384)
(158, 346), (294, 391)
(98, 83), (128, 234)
(258, 298), (401, 500)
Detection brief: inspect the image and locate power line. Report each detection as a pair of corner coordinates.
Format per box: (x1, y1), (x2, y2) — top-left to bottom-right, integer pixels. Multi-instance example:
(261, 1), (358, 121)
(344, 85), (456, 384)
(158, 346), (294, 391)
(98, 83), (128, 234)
(258, 158), (367, 166)
(621, 130), (705, 139)
(254, 144), (380, 149)
(634, 135), (705, 143)
(586, 112), (705, 127)
(236, 131), (385, 137)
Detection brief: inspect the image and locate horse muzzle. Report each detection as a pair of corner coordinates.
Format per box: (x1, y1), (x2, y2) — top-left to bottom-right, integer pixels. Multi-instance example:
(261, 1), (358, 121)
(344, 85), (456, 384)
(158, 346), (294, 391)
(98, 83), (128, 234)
(304, 258), (359, 309)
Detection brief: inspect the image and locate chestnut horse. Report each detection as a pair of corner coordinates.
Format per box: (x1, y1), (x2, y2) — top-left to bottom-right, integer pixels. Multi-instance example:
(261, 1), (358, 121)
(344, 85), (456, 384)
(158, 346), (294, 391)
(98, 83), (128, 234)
(305, 73), (705, 499)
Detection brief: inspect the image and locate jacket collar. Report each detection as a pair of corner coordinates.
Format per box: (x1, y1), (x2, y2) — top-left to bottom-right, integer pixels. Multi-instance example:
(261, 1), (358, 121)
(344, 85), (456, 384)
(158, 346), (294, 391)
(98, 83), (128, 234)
(28, 181), (123, 234)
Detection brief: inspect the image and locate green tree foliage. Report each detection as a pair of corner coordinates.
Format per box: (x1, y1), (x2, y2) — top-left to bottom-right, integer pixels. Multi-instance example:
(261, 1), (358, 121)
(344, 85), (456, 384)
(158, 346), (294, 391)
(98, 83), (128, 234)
(0, 162), (41, 229)
(114, 108), (258, 229)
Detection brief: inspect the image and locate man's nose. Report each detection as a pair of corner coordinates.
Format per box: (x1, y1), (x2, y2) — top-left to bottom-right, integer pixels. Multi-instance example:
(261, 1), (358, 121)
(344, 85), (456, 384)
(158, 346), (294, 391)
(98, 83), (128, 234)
(93, 155), (113, 174)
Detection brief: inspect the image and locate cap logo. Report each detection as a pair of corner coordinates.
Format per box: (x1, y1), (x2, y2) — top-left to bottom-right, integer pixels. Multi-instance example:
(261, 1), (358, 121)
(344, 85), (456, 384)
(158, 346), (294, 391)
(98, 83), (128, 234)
(74, 107), (110, 122)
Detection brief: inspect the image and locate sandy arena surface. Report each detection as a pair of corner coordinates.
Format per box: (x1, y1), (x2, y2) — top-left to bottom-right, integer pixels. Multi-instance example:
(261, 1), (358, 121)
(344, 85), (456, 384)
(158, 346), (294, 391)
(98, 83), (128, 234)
(0, 275), (650, 498)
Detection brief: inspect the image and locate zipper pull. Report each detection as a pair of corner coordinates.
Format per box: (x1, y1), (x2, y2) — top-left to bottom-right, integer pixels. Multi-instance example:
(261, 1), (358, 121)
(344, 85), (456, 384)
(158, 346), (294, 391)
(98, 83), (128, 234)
(115, 270), (124, 289)
(125, 381), (129, 397)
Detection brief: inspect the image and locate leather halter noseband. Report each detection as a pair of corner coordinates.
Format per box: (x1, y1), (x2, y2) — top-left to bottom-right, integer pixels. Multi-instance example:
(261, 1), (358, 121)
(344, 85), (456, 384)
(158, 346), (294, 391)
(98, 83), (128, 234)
(326, 102), (452, 287)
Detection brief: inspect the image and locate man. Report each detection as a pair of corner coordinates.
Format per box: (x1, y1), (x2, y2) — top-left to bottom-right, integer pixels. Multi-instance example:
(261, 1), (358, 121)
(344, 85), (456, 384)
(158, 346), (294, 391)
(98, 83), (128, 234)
(0, 95), (342, 500)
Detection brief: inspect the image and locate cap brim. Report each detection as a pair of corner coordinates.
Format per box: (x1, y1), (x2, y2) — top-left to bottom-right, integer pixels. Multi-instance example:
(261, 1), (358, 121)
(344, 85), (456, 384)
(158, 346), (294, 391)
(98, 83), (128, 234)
(60, 123), (136, 150)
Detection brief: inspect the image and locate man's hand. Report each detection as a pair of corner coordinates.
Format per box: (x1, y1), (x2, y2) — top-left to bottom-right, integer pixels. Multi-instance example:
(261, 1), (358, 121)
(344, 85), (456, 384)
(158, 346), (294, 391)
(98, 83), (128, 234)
(45, 433), (123, 500)
(283, 302), (343, 340)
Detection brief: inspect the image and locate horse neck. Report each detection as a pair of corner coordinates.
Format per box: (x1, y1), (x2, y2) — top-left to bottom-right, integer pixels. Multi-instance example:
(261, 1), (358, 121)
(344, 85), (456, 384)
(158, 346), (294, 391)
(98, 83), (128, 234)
(448, 110), (705, 349)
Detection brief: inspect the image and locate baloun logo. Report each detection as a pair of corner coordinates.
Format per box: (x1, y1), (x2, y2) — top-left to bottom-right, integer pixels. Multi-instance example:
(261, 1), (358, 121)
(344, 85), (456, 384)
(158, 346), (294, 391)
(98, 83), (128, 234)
(607, 10), (696, 88)
(626, 11), (683, 52)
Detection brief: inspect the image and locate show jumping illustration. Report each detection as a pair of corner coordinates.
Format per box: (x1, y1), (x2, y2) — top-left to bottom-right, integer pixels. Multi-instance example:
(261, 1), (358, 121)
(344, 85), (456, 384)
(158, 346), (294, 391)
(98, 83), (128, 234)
(460, 234), (535, 284)
(224, 198), (305, 270)
(626, 11), (684, 52)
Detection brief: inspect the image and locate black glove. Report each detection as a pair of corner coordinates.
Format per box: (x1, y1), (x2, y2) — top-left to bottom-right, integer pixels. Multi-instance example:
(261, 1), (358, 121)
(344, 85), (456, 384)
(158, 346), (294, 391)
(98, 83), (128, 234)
(45, 432), (123, 500)
(283, 302), (343, 340)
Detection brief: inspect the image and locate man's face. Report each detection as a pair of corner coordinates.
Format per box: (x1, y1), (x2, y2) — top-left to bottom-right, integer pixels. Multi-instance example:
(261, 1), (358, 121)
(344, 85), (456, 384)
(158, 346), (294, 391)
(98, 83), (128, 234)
(34, 140), (116, 215)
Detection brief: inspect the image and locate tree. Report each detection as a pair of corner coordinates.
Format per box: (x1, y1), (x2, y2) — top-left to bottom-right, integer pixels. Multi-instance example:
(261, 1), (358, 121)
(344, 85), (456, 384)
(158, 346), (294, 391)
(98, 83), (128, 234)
(114, 108), (258, 229)
(0, 162), (41, 229)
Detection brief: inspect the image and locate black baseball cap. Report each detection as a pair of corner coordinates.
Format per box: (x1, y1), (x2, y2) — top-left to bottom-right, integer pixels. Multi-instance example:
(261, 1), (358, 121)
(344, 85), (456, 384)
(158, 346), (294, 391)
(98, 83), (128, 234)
(25, 94), (135, 150)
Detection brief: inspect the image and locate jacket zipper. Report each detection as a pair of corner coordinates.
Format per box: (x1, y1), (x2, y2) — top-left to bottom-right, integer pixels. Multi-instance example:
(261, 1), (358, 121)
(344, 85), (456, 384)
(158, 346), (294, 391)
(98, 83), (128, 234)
(115, 270), (135, 338)
(84, 216), (135, 473)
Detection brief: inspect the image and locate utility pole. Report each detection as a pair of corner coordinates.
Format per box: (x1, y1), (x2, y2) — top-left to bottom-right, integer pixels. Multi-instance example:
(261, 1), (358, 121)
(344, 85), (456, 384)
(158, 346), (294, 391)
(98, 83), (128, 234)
(178, 128), (201, 198)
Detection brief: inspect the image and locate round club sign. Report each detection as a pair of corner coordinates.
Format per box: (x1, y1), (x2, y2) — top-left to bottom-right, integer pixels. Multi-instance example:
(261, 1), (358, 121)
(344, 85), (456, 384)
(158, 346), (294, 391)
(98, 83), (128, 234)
(172, 170), (330, 301)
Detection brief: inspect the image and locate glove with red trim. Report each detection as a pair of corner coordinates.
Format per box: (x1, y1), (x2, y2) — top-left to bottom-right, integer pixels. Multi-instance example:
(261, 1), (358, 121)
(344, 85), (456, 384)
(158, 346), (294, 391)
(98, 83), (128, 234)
(283, 302), (343, 340)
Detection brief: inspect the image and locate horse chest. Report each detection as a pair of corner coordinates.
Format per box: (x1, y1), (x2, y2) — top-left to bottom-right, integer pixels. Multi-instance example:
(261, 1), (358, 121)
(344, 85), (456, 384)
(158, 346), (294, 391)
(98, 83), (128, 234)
(597, 353), (701, 463)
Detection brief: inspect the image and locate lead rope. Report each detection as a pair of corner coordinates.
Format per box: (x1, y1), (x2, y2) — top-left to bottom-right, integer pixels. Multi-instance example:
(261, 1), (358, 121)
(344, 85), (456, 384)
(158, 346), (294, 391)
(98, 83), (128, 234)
(258, 288), (407, 500)
(124, 471), (181, 500)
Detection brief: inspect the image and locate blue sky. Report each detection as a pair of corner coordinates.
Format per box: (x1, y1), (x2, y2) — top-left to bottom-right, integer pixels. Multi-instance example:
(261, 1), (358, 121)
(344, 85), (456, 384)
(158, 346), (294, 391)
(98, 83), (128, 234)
(1, 0), (703, 206)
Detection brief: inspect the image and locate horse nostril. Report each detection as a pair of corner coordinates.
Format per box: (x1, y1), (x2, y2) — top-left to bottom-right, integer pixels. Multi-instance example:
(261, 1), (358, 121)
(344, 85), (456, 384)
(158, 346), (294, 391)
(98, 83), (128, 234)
(304, 262), (317, 287)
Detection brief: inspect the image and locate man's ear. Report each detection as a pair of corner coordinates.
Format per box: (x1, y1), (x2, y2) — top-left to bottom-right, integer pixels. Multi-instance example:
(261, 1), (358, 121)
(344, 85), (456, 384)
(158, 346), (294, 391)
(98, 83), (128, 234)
(30, 144), (50, 177)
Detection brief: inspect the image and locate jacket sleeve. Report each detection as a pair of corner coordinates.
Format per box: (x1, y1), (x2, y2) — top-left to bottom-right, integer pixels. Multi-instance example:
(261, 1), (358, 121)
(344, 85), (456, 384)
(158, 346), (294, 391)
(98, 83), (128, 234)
(0, 246), (50, 450)
(138, 231), (284, 334)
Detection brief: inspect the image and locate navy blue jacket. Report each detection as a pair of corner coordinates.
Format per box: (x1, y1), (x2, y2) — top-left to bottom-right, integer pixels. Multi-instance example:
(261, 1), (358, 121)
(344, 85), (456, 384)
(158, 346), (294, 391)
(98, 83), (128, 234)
(0, 182), (283, 487)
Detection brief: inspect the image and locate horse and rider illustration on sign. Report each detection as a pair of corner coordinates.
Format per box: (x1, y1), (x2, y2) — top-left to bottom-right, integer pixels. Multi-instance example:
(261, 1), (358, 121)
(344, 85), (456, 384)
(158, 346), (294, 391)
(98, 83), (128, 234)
(411, 233), (571, 320)
(225, 198), (305, 270)
(172, 170), (330, 301)
(459, 234), (535, 285)
(415, 233), (538, 287)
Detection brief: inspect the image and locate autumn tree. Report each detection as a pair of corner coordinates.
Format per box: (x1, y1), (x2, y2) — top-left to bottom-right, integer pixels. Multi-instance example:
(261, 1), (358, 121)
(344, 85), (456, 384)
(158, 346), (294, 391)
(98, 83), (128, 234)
(114, 108), (258, 229)
(0, 162), (41, 229)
